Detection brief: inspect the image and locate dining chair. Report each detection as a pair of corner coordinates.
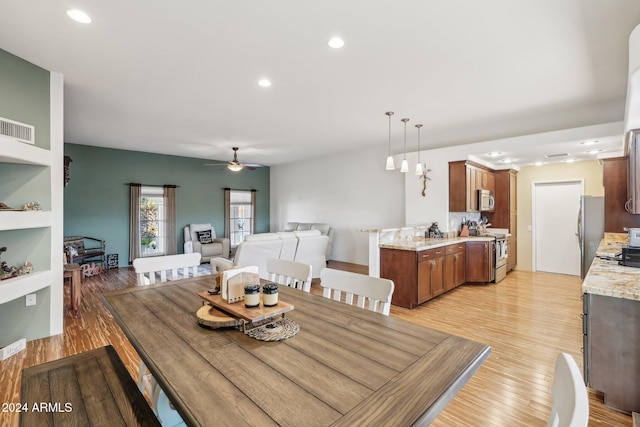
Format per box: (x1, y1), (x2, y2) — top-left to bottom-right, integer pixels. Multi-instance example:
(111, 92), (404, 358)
(266, 258), (312, 292)
(132, 253), (200, 425)
(319, 268), (394, 315)
(132, 253), (201, 285)
(546, 352), (589, 427)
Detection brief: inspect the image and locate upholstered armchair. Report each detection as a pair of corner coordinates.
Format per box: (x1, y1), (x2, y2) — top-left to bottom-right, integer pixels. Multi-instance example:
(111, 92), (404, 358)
(183, 224), (230, 262)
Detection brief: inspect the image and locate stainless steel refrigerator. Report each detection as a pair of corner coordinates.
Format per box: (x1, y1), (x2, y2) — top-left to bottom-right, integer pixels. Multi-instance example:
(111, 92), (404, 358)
(577, 195), (605, 279)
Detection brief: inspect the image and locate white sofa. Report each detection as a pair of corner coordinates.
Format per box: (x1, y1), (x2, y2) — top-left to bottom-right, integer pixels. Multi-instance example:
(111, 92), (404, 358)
(183, 223), (230, 263)
(284, 222), (334, 260)
(211, 230), (328, 279)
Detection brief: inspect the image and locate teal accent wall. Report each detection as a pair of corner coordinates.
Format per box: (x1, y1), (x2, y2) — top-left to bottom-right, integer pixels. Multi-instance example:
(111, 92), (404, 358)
(0, 48), (50, 149)
(0, 48), (52, 345)
(63, 144), (270, 266)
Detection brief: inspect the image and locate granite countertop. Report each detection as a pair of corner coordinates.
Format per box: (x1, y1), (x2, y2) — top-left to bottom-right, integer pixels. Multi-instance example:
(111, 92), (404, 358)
(379, 235), (495, 251)
(582, 233), (640, 301)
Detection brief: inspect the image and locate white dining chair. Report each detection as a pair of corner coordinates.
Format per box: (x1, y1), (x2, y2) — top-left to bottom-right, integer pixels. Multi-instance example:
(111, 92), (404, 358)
(132, 253), (200, 425)
(319, 268), (394, 315)
(132, 253), (201, 285)
(546, 352), (589, 427)
(266, 258), (312, 292)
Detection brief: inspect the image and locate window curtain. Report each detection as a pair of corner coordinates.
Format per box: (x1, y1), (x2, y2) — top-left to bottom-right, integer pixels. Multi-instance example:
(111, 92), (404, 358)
(164, 185), (177, 255)
(128, 183), (142, 263)
(251, 189), (257, 234)
(224, 188), (231, 239)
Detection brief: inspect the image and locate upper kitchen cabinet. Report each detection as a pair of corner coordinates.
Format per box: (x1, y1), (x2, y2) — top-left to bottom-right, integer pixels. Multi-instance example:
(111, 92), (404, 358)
(603, 157), (640, 232)
(449, 160), (495, 212)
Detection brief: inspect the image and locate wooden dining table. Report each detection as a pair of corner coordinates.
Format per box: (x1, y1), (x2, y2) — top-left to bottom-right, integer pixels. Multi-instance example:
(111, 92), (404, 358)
(101, 276), (490, 426)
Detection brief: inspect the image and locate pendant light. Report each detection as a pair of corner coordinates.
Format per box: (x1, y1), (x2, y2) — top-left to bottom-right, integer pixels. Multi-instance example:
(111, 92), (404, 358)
(385, 111), (395, 170)
(400, 118), (409, 173)
(415, 124), (424, 176)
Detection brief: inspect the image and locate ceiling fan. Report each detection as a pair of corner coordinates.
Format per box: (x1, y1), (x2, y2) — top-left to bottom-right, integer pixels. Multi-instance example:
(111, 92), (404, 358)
(205, 147), (264, 172)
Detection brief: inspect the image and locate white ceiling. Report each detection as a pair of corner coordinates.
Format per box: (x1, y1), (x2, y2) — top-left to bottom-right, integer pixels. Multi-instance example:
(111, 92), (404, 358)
(1, 1), (639, 167)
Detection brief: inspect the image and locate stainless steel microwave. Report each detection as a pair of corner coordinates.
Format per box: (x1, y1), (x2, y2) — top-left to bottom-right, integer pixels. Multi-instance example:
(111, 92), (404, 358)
(478, 189), (495, 211)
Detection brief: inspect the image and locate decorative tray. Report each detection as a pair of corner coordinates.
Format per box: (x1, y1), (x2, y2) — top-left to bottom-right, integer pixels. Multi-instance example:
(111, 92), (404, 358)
(196, 291), (294, 331)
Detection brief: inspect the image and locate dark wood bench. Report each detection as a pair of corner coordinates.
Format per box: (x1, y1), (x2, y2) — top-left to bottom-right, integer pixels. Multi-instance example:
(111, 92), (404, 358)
(20, 345), (160, 426)
(64, 235), (106, 267)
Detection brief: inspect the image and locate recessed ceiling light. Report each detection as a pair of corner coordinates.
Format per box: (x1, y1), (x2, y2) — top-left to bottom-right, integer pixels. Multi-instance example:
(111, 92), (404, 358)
(587, 149), (603, 154)
(328, 37), (345, 49)
(566, 158), (576, 163)
(534, 161), (544, 166)
(487, 152), (502, 157)
(580, 140), (599, 146)
(67, 9), (92, 24)
(501, 158), (513, 164)
(258, 79), (271, 87)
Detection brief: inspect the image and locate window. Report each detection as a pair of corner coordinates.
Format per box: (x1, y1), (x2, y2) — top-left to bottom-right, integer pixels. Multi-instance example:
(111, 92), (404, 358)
(140, 186), (166, 257)
(225, 189), (256, 248)
(129, 184), (177, 263)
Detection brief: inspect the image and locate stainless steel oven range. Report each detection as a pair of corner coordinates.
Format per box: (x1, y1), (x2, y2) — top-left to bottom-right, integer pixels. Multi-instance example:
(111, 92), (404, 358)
(493, 234), (508, 283)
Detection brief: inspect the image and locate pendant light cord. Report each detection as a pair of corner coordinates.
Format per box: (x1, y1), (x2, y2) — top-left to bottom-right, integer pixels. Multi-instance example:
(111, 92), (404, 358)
(401, 118), (409, 159)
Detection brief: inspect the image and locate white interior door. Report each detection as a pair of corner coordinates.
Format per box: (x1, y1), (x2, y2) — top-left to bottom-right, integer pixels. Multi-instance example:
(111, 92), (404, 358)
(533, 181), (582, 276)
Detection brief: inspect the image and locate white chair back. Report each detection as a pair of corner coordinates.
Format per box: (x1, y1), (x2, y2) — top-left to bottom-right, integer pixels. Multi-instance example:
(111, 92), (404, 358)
(266, 258), (312, 292)
(546, 352), (589, 427)
(132, 253), (201, 285)
(319, 268), (394, 315)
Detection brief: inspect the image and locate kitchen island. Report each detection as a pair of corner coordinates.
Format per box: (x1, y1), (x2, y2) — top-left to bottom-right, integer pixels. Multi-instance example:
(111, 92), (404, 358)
(582, 233), (640, 414)
(379, 234), (497, 309)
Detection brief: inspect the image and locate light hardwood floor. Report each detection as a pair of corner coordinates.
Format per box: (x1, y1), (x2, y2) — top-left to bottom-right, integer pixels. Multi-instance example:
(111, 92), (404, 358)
(0, 263), (632, 426)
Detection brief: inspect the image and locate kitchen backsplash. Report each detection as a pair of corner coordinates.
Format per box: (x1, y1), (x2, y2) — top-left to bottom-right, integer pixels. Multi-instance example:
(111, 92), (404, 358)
(449, 212), (481, 232)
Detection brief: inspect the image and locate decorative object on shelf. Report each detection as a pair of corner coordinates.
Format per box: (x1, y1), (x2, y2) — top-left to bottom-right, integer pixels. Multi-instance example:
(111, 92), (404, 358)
(400, 118), (410, 173)
(23, 202), (41, 211)
(0, 202), (19, 211)
(63, 156), (73, 187)
(18, 261), (33, 275)
(385, 111), (395, 170)
(0, 247), (18, 280)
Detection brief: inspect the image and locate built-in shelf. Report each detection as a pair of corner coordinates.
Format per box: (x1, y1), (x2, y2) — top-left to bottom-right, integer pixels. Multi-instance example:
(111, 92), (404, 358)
(0, 270), (51, 304)
(0, 211), (52, 231)
(0, 135), (50, 166)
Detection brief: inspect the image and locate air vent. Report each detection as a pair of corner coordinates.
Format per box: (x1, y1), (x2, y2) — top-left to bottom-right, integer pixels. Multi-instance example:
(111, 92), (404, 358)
(544, 152), (569, 159)
(0, 117), (35, 144)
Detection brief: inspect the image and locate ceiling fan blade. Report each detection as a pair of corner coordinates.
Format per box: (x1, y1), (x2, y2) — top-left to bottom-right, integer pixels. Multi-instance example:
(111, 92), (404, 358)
(243, 163), (264, 168)
(204, 163), (230, 166)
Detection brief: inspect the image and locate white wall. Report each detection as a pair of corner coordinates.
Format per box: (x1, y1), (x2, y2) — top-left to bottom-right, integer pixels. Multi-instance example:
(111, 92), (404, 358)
(270, 144), (404, 265)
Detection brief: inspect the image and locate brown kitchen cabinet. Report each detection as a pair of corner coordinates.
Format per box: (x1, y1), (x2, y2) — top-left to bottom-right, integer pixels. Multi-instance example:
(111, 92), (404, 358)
(602, 157), (640, 232)
(420, 248), (445, 298)
(583, 293), (640, 413)
(380, 246), (446, 309)
(444, 243), (466, 290)
(465, 241), (495, 282)
(486, 169), (518, 271)
(449, 160), (495, 213)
